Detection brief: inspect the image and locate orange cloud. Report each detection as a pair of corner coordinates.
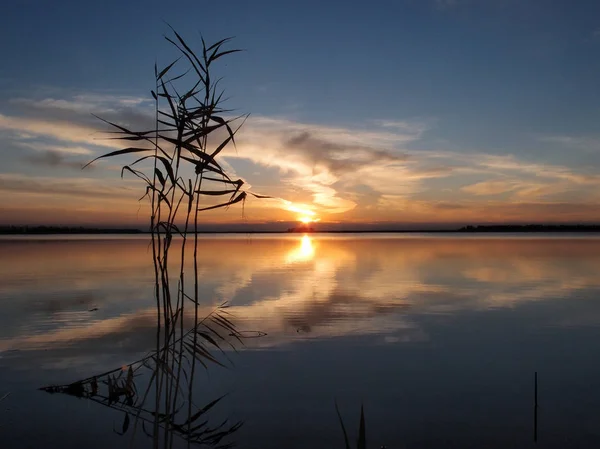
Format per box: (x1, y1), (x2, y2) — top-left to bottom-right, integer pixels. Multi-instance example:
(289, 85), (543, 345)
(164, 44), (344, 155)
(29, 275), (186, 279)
(2, 94), (600, 225)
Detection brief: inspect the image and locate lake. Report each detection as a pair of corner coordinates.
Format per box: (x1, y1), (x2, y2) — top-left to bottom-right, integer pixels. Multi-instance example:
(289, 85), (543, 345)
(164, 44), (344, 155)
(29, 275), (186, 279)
(2, 233), (600, 448)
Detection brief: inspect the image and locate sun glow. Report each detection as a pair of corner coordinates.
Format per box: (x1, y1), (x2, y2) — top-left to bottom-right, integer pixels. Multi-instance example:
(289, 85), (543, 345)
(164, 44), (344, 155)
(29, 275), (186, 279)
(299, 216), (316, 224)
(283, 201), (316, 218)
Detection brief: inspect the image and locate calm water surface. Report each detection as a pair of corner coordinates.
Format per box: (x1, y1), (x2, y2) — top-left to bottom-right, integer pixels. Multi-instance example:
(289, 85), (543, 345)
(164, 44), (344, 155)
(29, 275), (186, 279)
(2, 233), (600, 448)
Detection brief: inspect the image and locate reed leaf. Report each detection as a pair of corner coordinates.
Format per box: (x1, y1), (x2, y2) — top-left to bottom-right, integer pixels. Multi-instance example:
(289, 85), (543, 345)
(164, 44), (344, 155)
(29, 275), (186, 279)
(83, 147), (152, 169)
(205, 37), (234, 53)
(198, 191), (246, 212)
(249, 192), (272, 199)
(209, 49), (241, 64)
(357, 405), (366, 449)
(335, 400), (351, 449)
(183, 394), (228, 426)
(157, 57), (181, 80)
(195, 189), (238, 196)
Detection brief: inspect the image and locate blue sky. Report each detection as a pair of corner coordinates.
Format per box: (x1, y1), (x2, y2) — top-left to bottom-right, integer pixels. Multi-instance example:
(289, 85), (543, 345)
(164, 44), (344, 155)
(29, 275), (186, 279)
(1, 0), (600, 227)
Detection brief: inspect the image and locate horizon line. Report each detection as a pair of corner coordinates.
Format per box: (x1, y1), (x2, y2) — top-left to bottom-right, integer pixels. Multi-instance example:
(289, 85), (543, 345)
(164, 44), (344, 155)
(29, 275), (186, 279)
(3, 223), (600, 235)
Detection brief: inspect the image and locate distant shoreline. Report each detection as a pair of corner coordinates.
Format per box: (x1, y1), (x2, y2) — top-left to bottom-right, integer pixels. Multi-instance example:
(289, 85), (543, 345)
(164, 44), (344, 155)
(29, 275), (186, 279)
(0, 226), (144, 235)
(2, 224), (600, 235)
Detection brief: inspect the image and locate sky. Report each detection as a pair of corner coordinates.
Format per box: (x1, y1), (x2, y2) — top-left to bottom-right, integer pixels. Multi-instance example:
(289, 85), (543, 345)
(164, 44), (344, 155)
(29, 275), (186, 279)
(1, 0), (600, 229)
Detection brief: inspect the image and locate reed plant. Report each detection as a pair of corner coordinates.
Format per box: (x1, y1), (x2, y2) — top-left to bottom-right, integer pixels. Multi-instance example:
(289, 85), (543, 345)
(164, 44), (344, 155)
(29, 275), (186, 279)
(42, 27), (267, 449)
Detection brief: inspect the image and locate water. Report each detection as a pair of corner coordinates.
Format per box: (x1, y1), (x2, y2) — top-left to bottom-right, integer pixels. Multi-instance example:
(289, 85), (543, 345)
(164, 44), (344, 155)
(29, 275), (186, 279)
(2, 233), (600, 448)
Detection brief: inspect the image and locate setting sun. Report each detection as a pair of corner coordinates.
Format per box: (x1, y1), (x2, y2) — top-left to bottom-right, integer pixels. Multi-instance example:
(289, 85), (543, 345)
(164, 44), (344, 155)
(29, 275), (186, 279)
(299, 216), (313, 224)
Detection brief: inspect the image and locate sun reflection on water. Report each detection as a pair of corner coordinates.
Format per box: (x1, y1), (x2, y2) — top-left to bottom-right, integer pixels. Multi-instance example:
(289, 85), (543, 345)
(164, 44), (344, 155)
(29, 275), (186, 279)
(285, 234), (315, 264)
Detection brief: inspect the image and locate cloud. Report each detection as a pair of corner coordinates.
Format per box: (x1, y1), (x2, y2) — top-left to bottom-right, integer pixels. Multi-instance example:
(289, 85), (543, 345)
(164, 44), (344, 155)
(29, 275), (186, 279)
(461, 179), (575, 200)
(456, 152), (600, 206)
(2, 92), (600, 224)
(0, 173), (137, 200)
(371, 119), (430, 134)
(24, 150), (88, 170)
(284, 130), (407, 176)
(220, 115), (435, 215)
(0, 95), (155, 153)
(512, 183), (573, 199)
(0, 113), (113, 149)
(9, 94), (151, 114)
(539, 134), (600, 153)
(17, 141), (94, 155)
(476, 154), (600, 185)
(462, 180), (520, 196)
(0, 96), (429, 218)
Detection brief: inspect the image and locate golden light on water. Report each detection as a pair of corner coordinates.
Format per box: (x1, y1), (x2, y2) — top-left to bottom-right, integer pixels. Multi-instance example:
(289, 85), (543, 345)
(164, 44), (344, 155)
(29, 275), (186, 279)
(300, 235), (313, 256)
(285, 235), (315, 263)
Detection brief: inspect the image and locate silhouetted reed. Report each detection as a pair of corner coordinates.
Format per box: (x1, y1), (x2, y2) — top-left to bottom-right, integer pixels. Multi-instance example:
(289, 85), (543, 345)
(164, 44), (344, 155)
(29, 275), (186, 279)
(41, 28), (267, 449)
(335, 401), (366, 449)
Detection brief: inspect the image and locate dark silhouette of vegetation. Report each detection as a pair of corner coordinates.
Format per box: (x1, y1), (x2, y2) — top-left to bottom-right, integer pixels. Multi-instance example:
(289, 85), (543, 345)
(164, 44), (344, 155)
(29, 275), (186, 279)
(457, 224), (600, 232)
(41, 303), (244, 448)
(0, 225), (143, 234)
(335, 401), (366, 449)
(286, 224), (316, 233)
(39, 28), (268, 449)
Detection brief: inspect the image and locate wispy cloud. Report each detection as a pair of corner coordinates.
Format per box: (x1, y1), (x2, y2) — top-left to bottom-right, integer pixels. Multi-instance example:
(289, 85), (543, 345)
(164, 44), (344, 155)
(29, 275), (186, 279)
(16, 141), (94, 155)
(9, 94), (151, 114)
(1, 92), (600, 224)
(462, 180), (520, 196)
(0, 173), (137, 199)
(0, 94), (155, 153)
(24, 150), (87, 170)
(213, 115), (430, 215)
(538, 134), (600, 153)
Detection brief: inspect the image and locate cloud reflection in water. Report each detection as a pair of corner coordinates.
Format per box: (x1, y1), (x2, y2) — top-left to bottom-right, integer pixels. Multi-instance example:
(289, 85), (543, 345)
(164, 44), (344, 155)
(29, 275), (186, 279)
(2, 235), (600, 372)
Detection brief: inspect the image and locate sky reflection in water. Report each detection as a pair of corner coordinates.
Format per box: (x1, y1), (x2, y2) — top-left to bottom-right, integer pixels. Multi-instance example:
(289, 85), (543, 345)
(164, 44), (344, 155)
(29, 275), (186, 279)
(2, 234), (600, 448)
